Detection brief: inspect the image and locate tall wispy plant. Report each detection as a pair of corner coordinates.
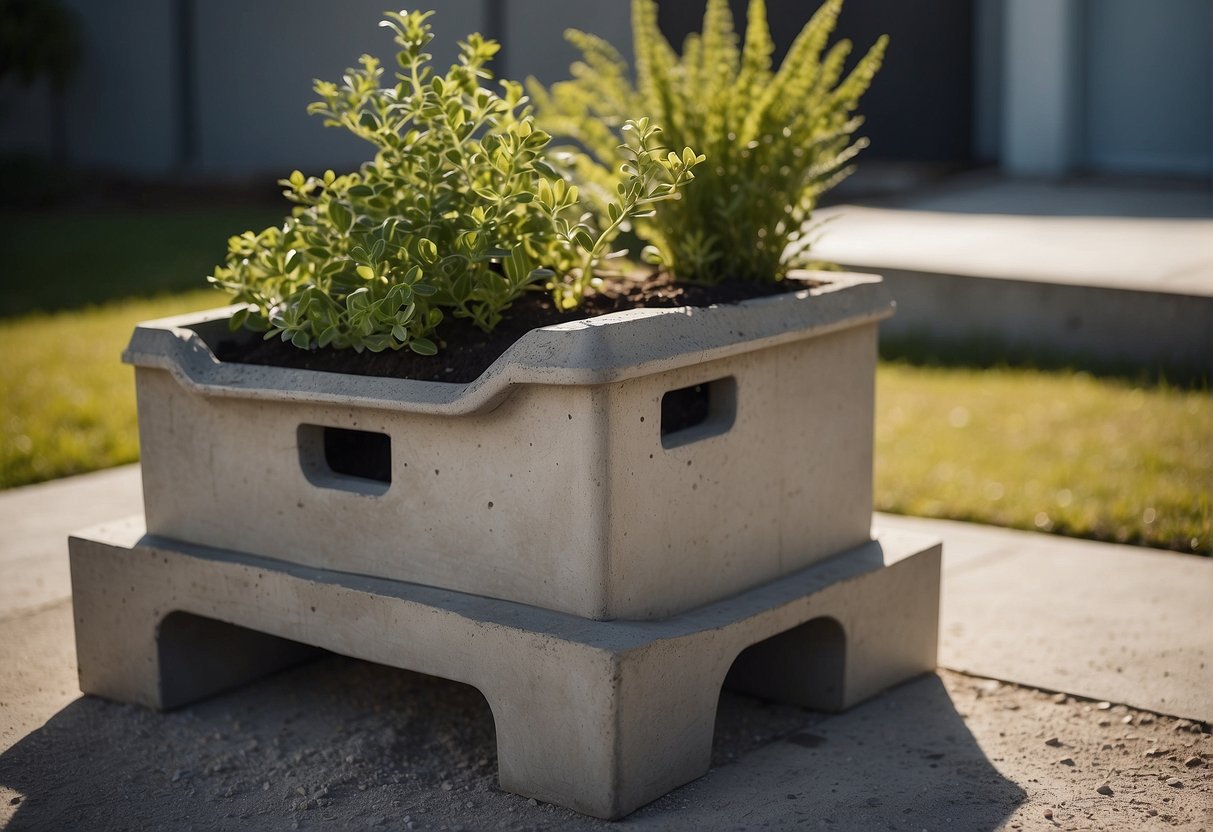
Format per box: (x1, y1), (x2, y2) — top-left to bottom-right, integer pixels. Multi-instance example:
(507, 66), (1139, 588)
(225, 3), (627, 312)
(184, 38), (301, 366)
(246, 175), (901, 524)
(530, 0), (887, 284)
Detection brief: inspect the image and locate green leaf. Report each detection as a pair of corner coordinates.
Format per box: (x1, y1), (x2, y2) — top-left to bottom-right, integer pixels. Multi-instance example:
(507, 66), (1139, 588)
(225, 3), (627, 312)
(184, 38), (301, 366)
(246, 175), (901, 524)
(572, 229), (595, 251)
(327, 202), (354, 234)
(417, 238), (438, 265)
(409, 338), (438, 356)
(503, 247), (533, 285)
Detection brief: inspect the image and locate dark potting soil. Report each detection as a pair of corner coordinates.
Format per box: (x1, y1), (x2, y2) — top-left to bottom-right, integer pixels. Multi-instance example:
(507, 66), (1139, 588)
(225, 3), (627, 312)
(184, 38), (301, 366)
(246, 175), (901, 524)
(211, 271), (807, 384)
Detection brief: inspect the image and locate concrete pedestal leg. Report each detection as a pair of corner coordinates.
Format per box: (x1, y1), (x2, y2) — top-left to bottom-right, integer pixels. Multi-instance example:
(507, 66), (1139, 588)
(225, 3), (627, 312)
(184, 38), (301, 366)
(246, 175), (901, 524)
(484, 641), (727, 818)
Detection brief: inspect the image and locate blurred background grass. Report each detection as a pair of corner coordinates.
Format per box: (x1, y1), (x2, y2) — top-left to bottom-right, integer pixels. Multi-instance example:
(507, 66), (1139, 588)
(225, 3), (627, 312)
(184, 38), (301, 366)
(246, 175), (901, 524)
(2, 207), (281, 317)
(875, 364), (1208, 553)
(0, 205), (1208, 554)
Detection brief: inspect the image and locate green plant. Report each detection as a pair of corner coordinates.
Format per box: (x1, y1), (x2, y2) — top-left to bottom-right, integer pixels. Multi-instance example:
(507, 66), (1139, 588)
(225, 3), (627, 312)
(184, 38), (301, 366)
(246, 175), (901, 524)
(209, 10), (702, 354)
(530, 0), (886, 284)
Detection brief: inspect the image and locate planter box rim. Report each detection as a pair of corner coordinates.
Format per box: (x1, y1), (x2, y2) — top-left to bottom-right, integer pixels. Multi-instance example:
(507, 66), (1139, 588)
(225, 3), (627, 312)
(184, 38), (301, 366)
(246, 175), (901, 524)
(124, 270), (891, 416)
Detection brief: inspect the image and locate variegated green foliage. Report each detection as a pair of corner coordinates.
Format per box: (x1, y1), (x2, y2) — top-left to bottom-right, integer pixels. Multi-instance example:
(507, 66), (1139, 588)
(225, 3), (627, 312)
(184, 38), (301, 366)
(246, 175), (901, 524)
(530, 0), (887, 284)
(209, 10), (702, 354)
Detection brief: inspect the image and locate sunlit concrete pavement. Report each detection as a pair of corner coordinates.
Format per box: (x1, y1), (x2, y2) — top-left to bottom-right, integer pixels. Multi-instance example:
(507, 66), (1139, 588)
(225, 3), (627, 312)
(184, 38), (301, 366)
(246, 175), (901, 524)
(1, 464), (1210, 830)
(812, 172), (1213, 374)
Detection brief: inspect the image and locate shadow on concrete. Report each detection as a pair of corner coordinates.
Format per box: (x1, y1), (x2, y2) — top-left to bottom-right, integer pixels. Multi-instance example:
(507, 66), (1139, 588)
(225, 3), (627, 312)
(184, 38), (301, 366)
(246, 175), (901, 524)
(626, 674), (1025, 830)
(0, 658), (1023, 831)
(858, 172), (1213, 220)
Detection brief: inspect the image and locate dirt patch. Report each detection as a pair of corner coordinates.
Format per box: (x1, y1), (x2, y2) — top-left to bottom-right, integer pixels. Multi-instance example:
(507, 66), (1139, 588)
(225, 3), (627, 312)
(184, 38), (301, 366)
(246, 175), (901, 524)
(211, 271), (803, 383)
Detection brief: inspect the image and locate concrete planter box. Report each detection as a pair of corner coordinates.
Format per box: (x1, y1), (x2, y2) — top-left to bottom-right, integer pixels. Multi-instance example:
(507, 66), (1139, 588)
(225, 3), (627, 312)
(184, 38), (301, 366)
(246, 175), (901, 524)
(124, 272), (893, 621)
(75, 269), (941, 818)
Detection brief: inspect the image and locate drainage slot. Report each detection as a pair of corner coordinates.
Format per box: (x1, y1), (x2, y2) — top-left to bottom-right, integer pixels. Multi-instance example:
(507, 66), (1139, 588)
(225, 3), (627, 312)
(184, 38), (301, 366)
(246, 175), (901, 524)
(661, 376), (737, 448)
(299, 425), (391, 495)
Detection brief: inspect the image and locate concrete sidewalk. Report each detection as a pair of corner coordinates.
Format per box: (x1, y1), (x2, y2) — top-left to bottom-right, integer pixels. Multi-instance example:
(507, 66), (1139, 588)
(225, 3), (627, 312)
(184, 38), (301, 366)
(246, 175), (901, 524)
(1, 466), (1210, 830)
(812, 173), (1213, 374)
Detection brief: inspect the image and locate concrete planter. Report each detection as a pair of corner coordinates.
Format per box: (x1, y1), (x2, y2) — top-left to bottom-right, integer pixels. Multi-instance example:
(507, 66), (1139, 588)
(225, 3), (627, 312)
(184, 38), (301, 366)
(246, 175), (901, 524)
(74, 269), (942, 818)
(124, 271), (894, 621)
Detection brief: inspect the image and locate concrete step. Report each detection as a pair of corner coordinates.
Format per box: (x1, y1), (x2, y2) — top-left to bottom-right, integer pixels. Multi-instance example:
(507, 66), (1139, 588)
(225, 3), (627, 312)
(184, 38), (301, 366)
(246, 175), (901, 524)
(811, 173), (1213, 376)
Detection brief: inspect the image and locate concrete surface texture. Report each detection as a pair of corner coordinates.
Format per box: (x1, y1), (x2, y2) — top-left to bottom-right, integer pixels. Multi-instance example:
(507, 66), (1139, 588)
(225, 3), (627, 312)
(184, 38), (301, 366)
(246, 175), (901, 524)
(67, 518), (940, 818)
(810, 174), (1213, 374)
(813, 176), (1213, 294)
(127, 274), (891, 620)
(2, 465), (1211, 828)
(886, 515), (1213, 724)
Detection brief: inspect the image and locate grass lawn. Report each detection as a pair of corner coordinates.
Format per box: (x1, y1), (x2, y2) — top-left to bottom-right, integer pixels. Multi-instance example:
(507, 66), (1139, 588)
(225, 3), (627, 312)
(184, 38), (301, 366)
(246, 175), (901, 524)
(875, 364), (1209, 554)
(0, 291), (220, 487)
(1, 207), (281, 318)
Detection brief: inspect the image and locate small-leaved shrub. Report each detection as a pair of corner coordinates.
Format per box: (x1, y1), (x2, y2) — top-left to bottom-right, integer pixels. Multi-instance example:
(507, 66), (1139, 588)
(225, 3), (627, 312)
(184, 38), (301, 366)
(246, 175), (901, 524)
(209, 10), (702, 354)
(530, 0), (886, 284)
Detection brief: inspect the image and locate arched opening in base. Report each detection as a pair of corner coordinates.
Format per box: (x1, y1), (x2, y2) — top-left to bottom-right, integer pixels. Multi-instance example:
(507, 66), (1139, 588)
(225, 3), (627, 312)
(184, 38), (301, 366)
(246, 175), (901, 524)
(157, 611), (322, 709)
(724, 616), (848, 712)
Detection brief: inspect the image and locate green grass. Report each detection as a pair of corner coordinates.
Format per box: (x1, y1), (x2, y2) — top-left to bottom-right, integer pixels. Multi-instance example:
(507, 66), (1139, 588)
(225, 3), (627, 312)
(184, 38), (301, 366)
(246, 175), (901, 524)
(875, 363), (1210, 554)
(0, 291), (221, 486)
(0, 208), (281, 318)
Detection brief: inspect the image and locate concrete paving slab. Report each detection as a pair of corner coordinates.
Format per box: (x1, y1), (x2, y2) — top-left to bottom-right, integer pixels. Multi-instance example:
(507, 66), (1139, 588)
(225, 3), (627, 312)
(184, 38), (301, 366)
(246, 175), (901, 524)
(0, 465), (142, 615)
(812, 176), (1213, 296)
(809, 174), (1213, 374)
(876, 514), (1213, 723)
(815, 207), (1213, 296)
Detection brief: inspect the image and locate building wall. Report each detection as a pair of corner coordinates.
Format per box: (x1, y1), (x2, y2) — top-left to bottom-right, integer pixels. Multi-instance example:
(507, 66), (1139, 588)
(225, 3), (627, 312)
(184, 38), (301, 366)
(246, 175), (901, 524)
(63, 0), (176, 173)
(191, 0), (482, 177)
(972, 0), (1003, 163)
(2, 0), (1210, 181)
(997, 0), (1212, 179)
(502, 0), (632, 88)
(1083, 0), (1212, 177)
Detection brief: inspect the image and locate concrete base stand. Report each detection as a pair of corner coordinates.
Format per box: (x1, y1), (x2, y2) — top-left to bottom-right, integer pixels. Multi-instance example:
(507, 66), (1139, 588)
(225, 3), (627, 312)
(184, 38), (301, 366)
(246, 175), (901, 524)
(69, 518), (940, 819)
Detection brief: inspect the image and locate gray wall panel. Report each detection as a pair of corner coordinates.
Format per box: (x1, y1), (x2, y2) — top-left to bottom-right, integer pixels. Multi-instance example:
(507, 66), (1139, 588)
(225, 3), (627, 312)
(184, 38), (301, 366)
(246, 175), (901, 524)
(193, 1), (483, 177)
(1083, 0), (1212, 176)
(62, 0), (177, 173)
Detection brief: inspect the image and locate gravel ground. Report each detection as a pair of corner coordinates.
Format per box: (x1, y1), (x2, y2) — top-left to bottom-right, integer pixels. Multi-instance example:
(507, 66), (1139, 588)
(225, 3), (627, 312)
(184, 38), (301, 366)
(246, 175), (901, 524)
(1, 601), (1209, 831)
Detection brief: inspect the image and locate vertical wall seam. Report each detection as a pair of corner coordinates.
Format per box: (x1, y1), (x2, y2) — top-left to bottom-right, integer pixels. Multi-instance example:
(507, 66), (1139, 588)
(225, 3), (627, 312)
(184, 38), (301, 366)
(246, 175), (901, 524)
(174, 0), (196, 170)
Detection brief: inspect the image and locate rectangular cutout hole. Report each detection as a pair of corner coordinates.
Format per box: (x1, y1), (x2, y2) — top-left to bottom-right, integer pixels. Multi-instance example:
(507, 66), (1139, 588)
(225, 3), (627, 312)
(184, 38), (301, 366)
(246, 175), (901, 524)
(661, 376), (737, 449)
(298, 425), (391, 495)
